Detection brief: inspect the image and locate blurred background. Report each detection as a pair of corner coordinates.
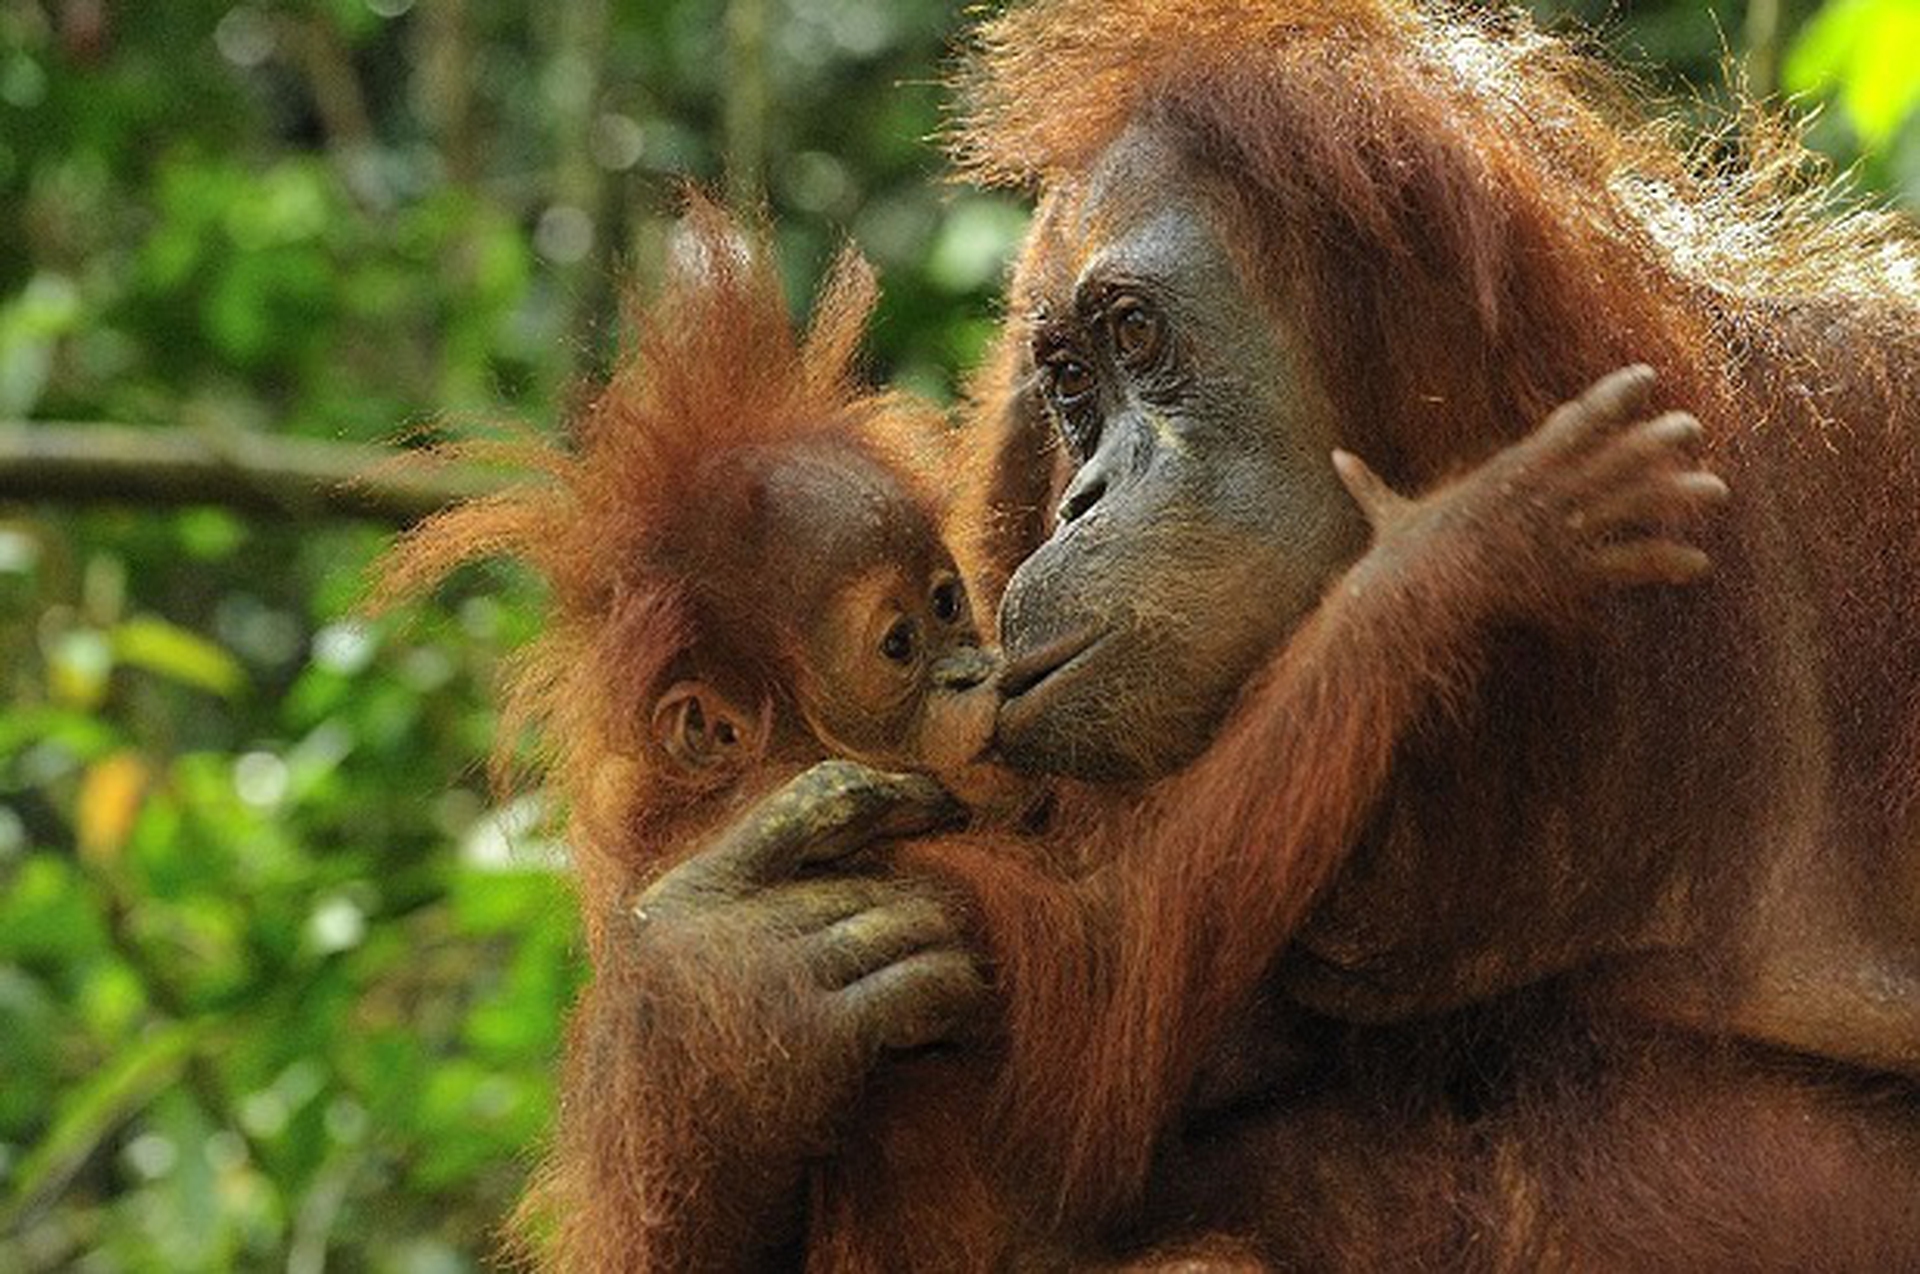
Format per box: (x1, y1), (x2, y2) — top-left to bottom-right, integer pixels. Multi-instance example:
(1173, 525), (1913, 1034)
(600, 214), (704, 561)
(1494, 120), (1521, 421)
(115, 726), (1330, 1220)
(0, 1), (1914, 1269)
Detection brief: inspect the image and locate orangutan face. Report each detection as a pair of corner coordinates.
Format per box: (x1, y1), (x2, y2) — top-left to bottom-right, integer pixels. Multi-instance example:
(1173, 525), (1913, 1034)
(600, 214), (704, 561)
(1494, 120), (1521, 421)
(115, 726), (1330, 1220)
(995, 124), (1366, 780)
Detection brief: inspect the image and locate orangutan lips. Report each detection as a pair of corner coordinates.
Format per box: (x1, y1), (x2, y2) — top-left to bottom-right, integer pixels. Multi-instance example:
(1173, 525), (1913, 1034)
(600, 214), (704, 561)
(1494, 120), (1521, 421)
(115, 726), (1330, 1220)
(998, 626), (1109, 701)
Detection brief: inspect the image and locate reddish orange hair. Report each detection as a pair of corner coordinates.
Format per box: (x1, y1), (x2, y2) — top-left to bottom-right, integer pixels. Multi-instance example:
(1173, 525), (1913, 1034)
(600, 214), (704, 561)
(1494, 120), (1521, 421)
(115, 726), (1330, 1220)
(957, 0), (1920, 473)
(374, 200), (1002, 1269)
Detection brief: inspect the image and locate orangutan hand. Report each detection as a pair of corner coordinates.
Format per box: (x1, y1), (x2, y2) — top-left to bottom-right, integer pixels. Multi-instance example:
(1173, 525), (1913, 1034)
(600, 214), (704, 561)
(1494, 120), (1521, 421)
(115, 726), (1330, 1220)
(631, 759), (985, 1060)
(583, 761), (983, 1262)
(1333, 364), (1729, 620)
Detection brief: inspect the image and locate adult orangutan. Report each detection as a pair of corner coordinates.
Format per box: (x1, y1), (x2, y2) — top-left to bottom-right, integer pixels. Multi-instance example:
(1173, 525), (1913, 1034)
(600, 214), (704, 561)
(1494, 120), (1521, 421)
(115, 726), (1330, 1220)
(944, 0), (1920, 1263)
(416, 1), (1916, 1268)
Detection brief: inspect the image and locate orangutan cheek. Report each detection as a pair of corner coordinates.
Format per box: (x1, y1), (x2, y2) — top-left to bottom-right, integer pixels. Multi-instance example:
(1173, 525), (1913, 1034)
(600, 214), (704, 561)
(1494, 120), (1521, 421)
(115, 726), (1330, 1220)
(915, 686), (999, 777)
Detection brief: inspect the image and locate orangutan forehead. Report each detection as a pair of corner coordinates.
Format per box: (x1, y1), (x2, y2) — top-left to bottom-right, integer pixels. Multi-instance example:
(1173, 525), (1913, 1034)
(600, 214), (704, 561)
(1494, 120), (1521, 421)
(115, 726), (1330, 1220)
(728, 442), (941, 588)
(1019, 129), (1240, 322)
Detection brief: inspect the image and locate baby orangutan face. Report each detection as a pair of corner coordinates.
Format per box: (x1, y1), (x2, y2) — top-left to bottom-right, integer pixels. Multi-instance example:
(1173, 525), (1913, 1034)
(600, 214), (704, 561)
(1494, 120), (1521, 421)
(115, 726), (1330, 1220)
(798, 555), (998, 772)
(648, 438), (1020, 811)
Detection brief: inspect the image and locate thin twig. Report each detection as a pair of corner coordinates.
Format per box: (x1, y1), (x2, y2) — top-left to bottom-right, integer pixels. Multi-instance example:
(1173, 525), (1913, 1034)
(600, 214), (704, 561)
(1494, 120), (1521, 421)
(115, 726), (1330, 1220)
(725, 0), (769, 205)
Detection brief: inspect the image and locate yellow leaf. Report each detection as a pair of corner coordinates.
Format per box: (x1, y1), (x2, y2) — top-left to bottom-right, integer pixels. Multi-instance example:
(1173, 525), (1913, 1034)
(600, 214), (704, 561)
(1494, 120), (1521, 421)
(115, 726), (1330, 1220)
(1786, 0), (1920, 145)
(77, 751), (150, 863)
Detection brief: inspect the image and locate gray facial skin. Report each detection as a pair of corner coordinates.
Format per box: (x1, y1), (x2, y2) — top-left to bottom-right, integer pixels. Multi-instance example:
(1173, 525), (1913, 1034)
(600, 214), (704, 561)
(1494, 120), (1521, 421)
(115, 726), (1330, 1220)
(995, 124), (1366, 780)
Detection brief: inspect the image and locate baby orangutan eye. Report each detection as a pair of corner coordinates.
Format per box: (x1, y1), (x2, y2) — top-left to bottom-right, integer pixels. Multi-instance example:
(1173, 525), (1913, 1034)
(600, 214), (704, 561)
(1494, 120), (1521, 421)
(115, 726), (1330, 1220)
(880, 617), (918, 664)
(931, 578), (965, 624)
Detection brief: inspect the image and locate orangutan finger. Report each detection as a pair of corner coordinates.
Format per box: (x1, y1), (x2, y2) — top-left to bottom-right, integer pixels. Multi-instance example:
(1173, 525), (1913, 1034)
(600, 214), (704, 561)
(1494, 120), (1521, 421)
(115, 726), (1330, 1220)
(840, 948), (988, 1053)
(805, 897), (958, 988)
(1332, 448), (1411, 532)
(1577, 414), (1704, 502)
(1593, 540), (1712, 586)
(755, 878), (903, 936)
(712, 760), (961, 884)
(1582, 469), (1731, 530)
(1543, 364), (1657, 449)
(1638, 410), (1706, 453)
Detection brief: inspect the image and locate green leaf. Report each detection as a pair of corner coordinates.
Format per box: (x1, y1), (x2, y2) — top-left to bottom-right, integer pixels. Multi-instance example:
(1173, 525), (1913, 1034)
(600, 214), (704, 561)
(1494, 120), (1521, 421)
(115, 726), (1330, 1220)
(176, 508), (247, 561)
(110, 616), (249, 699)
(0, 857), (105, 963)
(1786, 0), (1920, 146)
(0, 707), (119, 764)
(925, 198), (1031, 293)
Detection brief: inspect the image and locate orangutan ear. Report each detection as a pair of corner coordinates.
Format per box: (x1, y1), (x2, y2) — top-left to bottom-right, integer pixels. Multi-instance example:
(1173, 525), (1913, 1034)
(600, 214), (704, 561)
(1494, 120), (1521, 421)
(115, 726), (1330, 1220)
(651, 681), (754, 772)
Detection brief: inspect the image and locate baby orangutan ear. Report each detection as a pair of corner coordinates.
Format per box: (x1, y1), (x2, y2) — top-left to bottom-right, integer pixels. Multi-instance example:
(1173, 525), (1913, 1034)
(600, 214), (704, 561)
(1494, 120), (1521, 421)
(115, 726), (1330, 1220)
(650, 681), (754, 773)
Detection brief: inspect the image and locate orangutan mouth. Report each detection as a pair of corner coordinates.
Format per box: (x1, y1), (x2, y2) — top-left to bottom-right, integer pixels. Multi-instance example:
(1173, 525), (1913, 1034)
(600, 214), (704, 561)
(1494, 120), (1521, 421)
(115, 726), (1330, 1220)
(999, 626), (1111, 701)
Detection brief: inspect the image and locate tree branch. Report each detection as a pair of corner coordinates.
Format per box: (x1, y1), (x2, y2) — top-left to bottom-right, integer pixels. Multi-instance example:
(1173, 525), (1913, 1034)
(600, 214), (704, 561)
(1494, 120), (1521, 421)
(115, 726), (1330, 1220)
(543, 0), (613, 383)
(288, 14), (376, 154)
(414, 0), (479, 190)
(0, 422), (505, 524)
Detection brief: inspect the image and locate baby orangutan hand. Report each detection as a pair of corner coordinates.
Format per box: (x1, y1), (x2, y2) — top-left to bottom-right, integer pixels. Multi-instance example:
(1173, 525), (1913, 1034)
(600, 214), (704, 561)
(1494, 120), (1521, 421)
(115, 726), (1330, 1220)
(1334, 364), (1729, 623)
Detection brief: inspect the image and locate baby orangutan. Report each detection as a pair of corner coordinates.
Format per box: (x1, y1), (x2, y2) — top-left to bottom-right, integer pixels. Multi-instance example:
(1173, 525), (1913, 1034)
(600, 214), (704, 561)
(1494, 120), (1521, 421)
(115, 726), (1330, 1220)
(372, 198), (1044, 1266)
(376, 199), (1018, 929)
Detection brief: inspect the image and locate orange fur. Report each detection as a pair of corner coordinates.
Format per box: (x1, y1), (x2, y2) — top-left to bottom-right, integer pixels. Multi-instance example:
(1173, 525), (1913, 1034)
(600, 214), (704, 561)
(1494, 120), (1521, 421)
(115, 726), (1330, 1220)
(375, 198), (979, 1267)
(373, 191), (1350, 1265)
(374, 197), (947, 944)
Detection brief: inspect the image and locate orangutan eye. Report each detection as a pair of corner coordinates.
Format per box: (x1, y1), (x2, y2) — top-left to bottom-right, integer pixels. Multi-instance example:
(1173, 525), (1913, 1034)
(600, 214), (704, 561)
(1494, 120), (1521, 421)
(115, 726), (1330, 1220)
(931, 577), (965, 623)
(1045, 353), (1096, 405)
(1109, 296), (1164, 369)
(880, 618), (918, 664)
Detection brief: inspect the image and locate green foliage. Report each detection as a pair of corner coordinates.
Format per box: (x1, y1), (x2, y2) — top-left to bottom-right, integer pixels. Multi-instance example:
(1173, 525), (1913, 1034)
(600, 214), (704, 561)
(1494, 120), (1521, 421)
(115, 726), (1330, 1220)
(0, 1), (1914, 1269)
(1788, 0), (1920, 145)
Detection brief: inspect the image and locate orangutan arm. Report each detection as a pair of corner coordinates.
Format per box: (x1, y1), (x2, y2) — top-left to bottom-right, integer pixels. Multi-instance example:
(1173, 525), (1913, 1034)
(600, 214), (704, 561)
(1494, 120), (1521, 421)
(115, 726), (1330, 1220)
(530, 762), (984, 1272)
(1187, 363), (1728, 944)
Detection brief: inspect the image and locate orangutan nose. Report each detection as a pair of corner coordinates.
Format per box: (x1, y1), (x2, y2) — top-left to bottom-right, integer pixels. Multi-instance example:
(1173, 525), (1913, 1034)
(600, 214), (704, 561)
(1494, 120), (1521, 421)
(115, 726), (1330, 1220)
(932, 646), (999, 692)
(1058, 420), (1140, 525)
(1057, 468), (1109, 524)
